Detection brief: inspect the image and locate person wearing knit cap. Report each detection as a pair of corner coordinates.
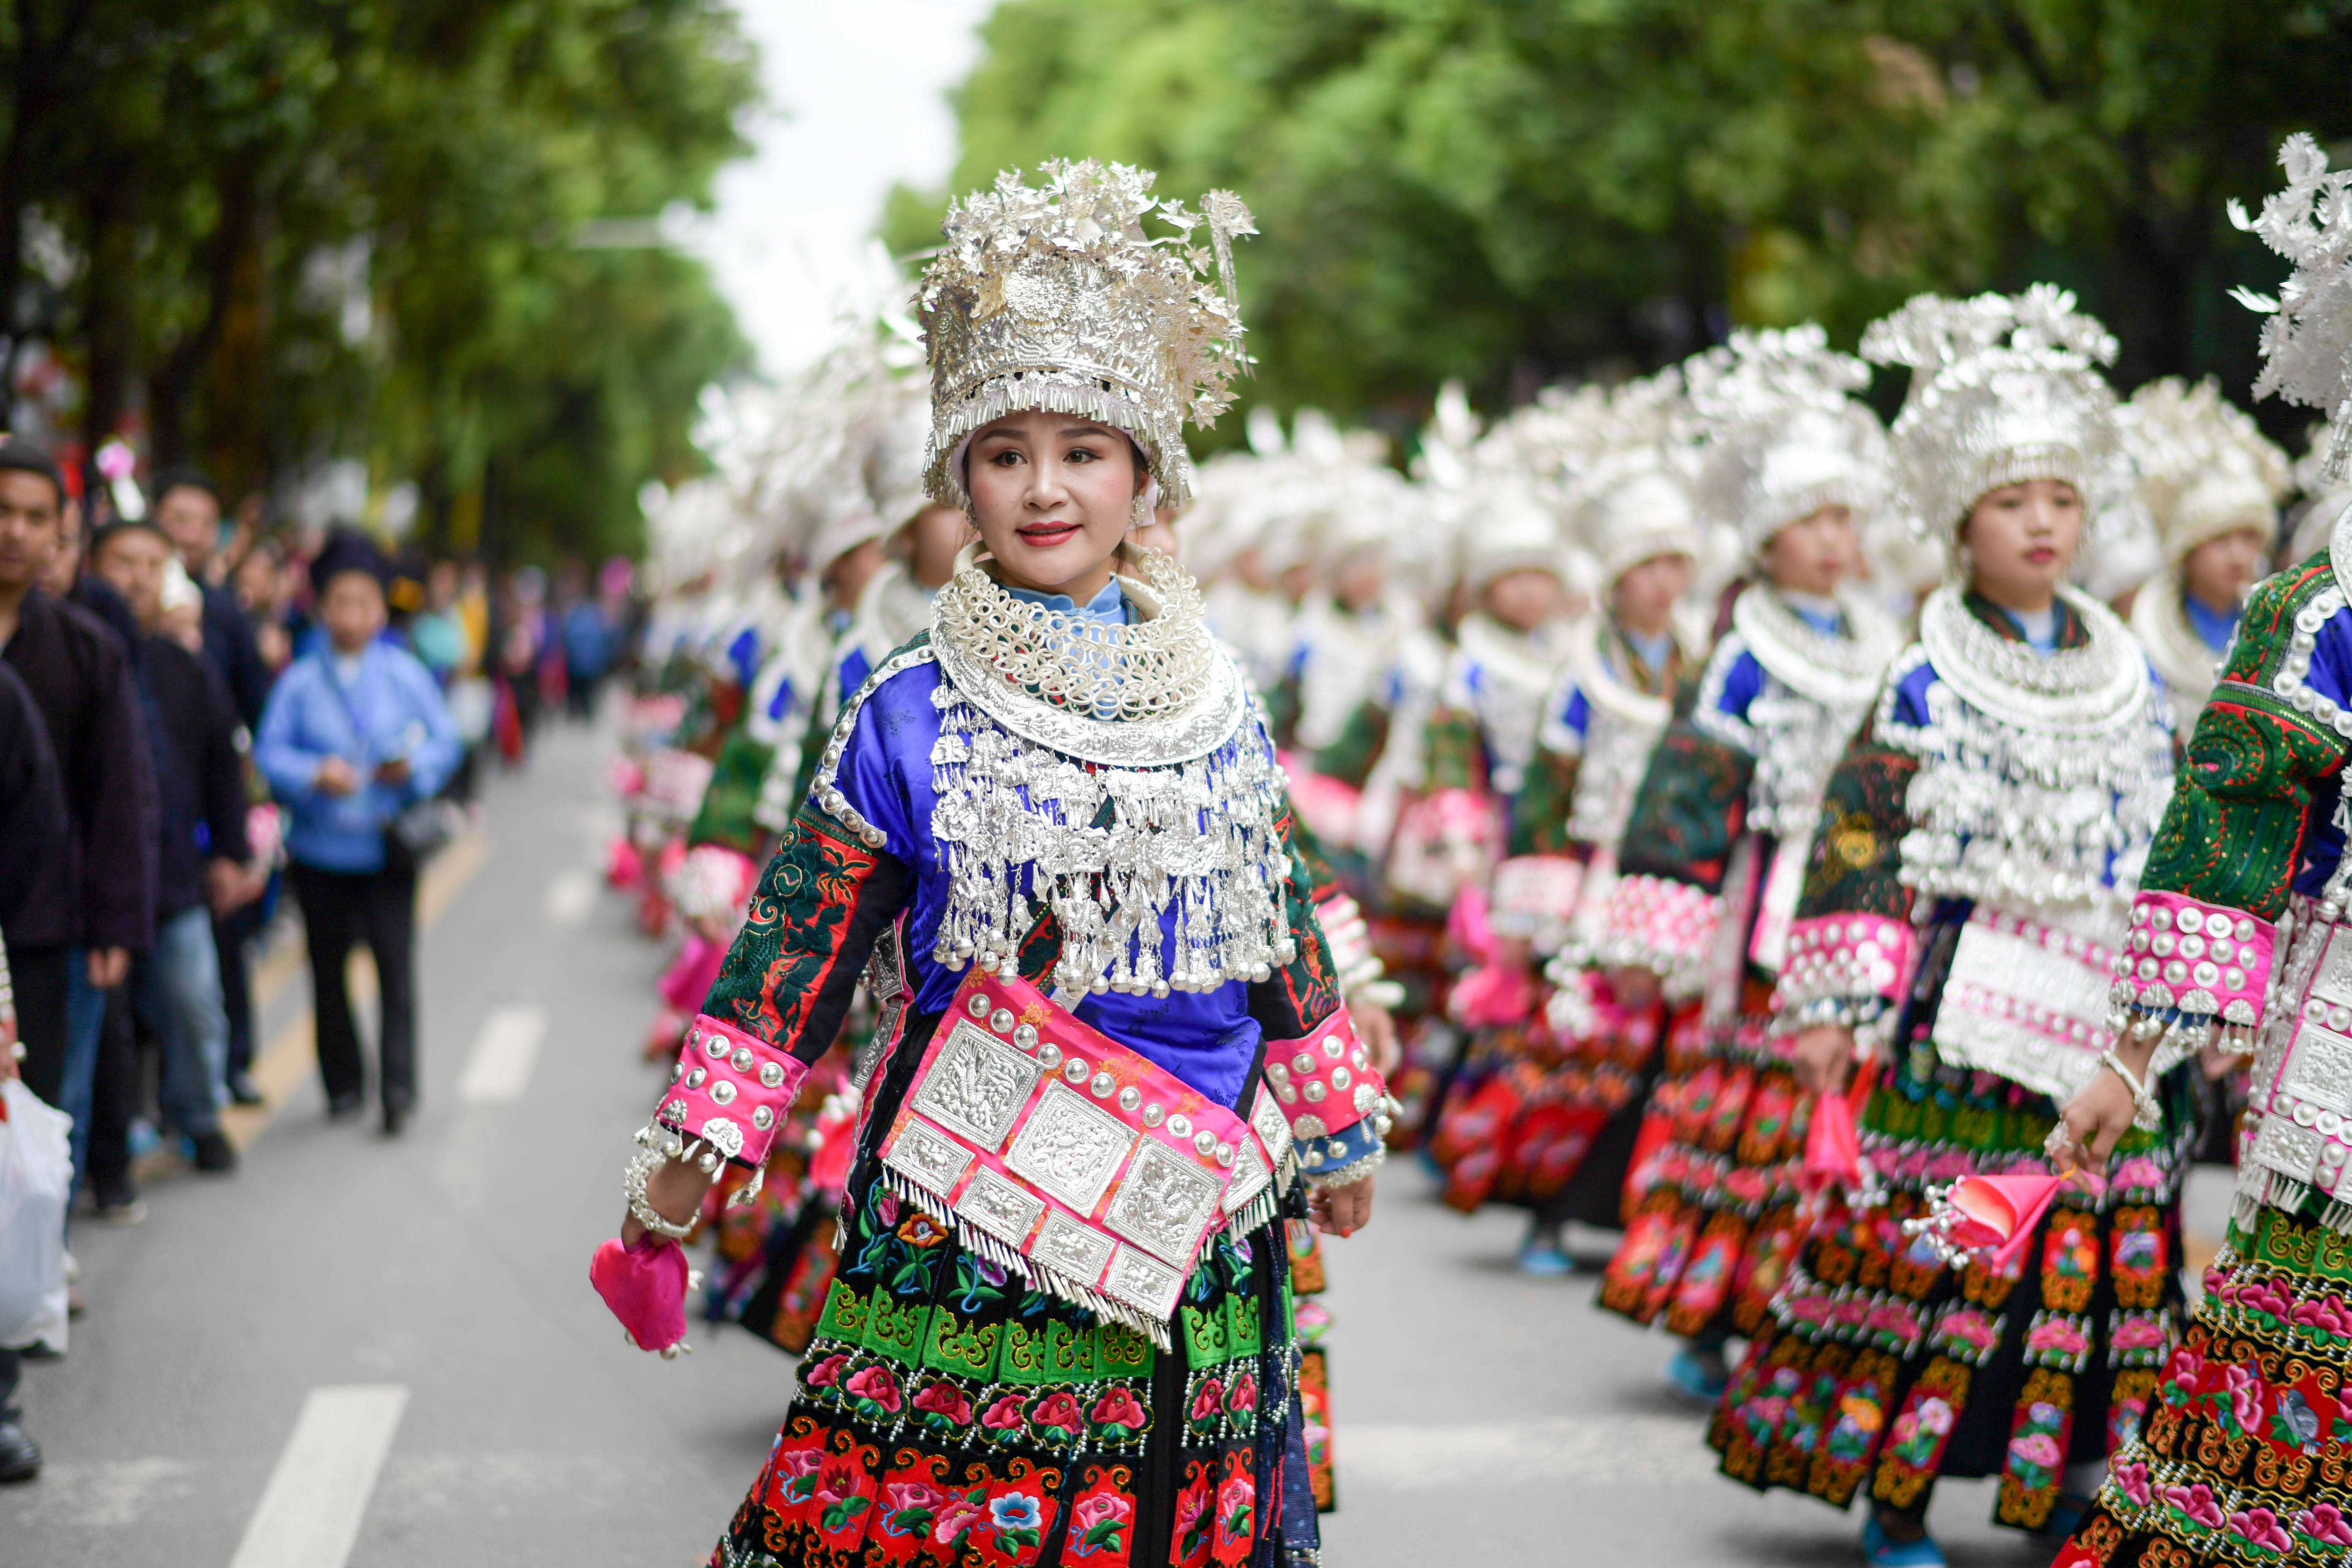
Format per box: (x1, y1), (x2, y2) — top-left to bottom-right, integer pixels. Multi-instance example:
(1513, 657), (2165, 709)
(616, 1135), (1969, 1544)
(1425, 372), (1710, 1269)
(602, 160), (1383, 1568)
(2120, 376), (2290, 727)
(1710, 287), (2180, 1566)
(2047, 134), (2352, 1568)
(1583, 327), (1904, 1406)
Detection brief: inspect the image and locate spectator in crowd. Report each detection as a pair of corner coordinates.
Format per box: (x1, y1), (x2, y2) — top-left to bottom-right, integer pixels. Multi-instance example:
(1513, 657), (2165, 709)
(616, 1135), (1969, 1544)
(88, 518), (254, 1175)
(560, 568), (617, 720)
(254, 531), (459, 1136)
(0, 440), (158, 1177)
(150, 468), (270, 728)
(0, 656), (69, 1485)
(231, 538), (293, 676)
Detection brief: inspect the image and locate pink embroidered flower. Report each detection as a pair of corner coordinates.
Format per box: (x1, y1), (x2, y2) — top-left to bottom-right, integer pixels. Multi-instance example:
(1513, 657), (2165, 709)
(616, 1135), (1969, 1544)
(2164, 1483), (2227, 1529)
(804, 1353), (851, 1390)
(2111, 1460), (2151, 1507)
(1216, 1476), (1255, 1543)
(883, 1480), (942, 1516)
(2025, 1319), (2091, 1359)
(1090, 1387), (1148, 1431)
(912, 1381), (973, 1426)
(1173, 1485), (1207, 1538)
(1190, 1378), (1226, 1422)
(1075, 1492), (1133, 1532)
(982, 1394), (1027, 1432)
(1227, 1372), (1258, 1415)
(2111, 1316), (2170, 1353)
(2009, 1432), (2062, 1470)
(1031, 1391), (1085, 1434)
(933, 1497), (985, 1545)
(2228, 1507), (2295, 1554)
(1915, 1396), (1953, 1435)
(814, 1459), (863, 1506)
(778, 1446), (826, 1481)
(2110, 1156), (2164, 1192)
(2165, 1346), (2204, 1400)
(874, 1190), (901, 1226)
(845, 1366), (903, 1413)
(2220, 1363), (2261, 1435)
(2297, 1504), (2352, 1548)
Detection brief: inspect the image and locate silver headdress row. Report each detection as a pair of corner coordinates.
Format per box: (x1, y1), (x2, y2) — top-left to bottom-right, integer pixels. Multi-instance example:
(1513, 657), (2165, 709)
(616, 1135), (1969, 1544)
(2119, 377), (2289, 565)
(917, 160), (1255, 512)
(1683, 325), (1888, 560)
(1860, 284), (2121, 538)
(2232, 134), (2352, 487)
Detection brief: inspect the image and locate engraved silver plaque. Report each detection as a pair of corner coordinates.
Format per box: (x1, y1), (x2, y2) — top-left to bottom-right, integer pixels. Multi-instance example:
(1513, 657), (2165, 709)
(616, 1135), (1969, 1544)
(955, 1167), (1045, 1247)
(909, 1021), (1043, 1149)
(1032, 1210), (1116, 1282)
(1103, 1243), (1184, 1320)
(1250, 1085), (1293, 1165)
(884, 1116), (975, 1196)
(1104, 1135), (1225, 1264)
(1004, 1082), (1135, 1214)
(1221, 1141), (1271, 1215)
(2253, 1114), (2326, 1181)
(2283, 1022), (2352, 1116)
(2312, 927), (2352, 1008)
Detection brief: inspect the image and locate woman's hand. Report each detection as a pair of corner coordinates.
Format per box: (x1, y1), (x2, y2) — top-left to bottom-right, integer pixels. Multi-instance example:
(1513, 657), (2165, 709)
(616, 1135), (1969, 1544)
(2053, 1041), (2156, 1178)
(315, 756), (361, 796)
(620, 1152), (715, 1246)
(1791, 1024), (1856, 1097)
(1309, 1174), (1375, 1238)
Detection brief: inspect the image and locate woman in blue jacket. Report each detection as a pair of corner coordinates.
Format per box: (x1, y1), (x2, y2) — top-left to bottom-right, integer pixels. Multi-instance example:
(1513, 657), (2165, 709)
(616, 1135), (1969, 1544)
(255, 532), (460, 1135)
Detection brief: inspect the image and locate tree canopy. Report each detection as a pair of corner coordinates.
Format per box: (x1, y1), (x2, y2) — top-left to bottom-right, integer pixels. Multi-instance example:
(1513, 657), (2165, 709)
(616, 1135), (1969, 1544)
(885, 0), (2352, 441)
(2, 0), (757, 562)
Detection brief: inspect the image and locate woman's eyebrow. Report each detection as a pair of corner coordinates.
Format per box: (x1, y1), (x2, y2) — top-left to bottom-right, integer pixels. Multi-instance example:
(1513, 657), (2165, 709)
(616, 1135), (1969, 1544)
(1058, 424), (1115, 439)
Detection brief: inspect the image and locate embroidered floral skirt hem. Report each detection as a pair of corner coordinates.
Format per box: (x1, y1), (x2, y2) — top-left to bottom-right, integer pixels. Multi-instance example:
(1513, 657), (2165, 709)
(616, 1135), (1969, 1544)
(1708, 1061), (2191, 1534)
(2052, 1204), (2352, 1566)
(1425, 980), (1665, 1217)
(712, 1135), (1313, 1568)
(1599, 1003), (1810, 1341)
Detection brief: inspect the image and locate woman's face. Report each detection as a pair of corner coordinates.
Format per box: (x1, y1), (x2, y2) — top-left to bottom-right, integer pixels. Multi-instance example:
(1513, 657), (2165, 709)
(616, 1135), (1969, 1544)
(2181, 525), (2269, 615)
(1760, 506), (1855, 599)
(1962, 478), (2082, 610)
(1608, 552), (1692, 637)
(1483, 566), (1567, 632)
(321, 571), (388, 652)
(965, 409), (1143, 599)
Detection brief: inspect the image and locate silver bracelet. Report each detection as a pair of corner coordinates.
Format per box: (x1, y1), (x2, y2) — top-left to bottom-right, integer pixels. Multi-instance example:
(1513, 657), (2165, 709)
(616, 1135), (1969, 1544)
(623, 1143), (696, 1240)
(2096, 1048), (2161, 1133)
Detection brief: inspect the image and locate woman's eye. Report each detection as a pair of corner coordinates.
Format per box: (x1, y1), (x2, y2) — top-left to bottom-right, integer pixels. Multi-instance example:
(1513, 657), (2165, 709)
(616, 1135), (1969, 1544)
(1066, 448), (1095, 463)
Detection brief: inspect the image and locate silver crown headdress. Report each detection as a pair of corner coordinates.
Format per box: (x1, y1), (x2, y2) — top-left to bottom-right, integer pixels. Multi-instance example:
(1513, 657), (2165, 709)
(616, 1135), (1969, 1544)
(1544, 370), (1705, 587)
(2230, 134), (2352, 487)
(2119, 377), (2288, 565)
(1683, 324), (1888, 559)
(917, 160), (1254, 512)
(1859, 285), (2121, 537)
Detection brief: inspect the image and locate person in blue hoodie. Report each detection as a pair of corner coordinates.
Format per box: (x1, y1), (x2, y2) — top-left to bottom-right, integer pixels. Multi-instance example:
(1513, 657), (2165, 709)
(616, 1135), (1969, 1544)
(255, 531), (459, 1135)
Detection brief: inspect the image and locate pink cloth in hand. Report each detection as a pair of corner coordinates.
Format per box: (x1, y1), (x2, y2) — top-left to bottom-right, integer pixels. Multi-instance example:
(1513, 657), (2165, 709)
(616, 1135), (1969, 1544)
(591, 1235), (688, 1353)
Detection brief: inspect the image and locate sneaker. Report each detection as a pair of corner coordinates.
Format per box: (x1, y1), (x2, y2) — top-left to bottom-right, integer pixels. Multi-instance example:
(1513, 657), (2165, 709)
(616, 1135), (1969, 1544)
(382, 1091), (412, 1138)
(1861, 1512), (1946, 1568)
(1517, 1239), (1576, 1277)
(1663, 1346), (1729, 1405)
(0, 1413), (39, 1483)
(225, 1071), (265, 1107)
(91, 1173), (147, 1224)
(190, 1130), (238, 1173)
(327, 1091), (365, 1120)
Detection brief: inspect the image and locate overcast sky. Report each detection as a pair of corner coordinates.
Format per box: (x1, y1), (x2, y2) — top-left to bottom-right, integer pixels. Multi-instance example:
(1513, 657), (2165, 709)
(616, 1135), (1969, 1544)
(698, 0), (996, 375)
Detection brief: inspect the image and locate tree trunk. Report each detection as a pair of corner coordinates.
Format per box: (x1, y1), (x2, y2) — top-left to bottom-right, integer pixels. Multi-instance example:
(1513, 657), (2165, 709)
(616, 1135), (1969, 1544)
(147, 161), (260, 467)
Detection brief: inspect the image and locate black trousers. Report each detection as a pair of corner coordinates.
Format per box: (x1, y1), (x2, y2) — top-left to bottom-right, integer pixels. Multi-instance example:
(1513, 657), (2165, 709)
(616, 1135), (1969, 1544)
(8, 945), (70, 1109)
(213, 898), (266, 1078)
(289, 861), (419, 1108)
(85, 986), (137, 1190)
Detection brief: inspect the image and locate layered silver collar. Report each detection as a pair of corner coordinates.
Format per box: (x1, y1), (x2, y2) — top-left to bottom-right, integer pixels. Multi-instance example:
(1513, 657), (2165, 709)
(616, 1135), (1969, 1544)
(1916, 583), (2150, 735)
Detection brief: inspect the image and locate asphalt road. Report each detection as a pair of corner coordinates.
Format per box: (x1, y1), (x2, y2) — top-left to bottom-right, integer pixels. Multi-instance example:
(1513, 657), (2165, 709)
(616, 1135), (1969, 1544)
(1, 712), (2225, 1567)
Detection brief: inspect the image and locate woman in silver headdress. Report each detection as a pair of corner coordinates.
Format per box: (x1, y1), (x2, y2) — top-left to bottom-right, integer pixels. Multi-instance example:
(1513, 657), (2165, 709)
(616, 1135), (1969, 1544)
(1707, 287), (2184, 1567)
(592, 161), (1386, 1568)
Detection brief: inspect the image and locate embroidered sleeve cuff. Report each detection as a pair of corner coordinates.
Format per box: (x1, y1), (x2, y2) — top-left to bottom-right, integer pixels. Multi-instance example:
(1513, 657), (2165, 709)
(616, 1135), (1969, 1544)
(1312, 890), (1388, 997)
(2113, 891), (2273, 1037)
(1487, 855), (1587, 946)
(652, 1013), (809, 1167)
(1263, 1007), (1390, 1144)
(1587, 871), (1718, 996)
(1296, 1116), (1386, 1189)
(1774, 914), (1914, 1018)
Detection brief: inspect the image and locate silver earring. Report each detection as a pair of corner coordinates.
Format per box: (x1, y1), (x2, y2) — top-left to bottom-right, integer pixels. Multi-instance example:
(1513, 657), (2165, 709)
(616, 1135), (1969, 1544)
(1128, 493), (1150, 529)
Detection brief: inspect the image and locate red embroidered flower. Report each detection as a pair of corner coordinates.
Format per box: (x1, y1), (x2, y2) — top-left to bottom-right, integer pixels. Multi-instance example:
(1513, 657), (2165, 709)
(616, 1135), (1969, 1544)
(1031, 1391), (1085, 1434)
(913, 1381), (974, 1426)
(1226, 1372), (1258, 1415)
(845, 1366), (903, 1413)
(982, 1394), (1027, 1432)
(932, 1496), (986, 1546)
(2296, 1504), (2352, 1548)
(814, 1458), (862, 1505)
(805, 1353), (851, 1389)
(1189, 1378), (1225, 1422)
(2228, 1507), (2294, 1554)
(1090, 1386), (1148, 1431)
(2164, 1483), (2227, 1529)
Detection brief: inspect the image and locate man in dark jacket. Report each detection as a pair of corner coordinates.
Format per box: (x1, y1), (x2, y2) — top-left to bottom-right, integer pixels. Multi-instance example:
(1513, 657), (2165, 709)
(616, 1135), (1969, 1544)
(0, 656), (68, 1484)
(89, 518), (249, 1173)
(150, 467), (268, 729)
(0, 440), (158, 1156)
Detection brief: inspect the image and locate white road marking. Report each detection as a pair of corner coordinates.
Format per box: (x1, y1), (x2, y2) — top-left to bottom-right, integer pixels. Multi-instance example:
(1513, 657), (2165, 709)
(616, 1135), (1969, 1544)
(456, 1006), (547, 1104)
(1342, 1415), (1715, 1489)
(543, 868), (598, 927)
(227, 1384), (408, 1568)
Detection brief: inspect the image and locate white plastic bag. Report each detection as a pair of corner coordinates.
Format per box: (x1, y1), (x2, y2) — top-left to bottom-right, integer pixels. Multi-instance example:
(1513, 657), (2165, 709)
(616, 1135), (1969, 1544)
(0, 1078), (72, 1352)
